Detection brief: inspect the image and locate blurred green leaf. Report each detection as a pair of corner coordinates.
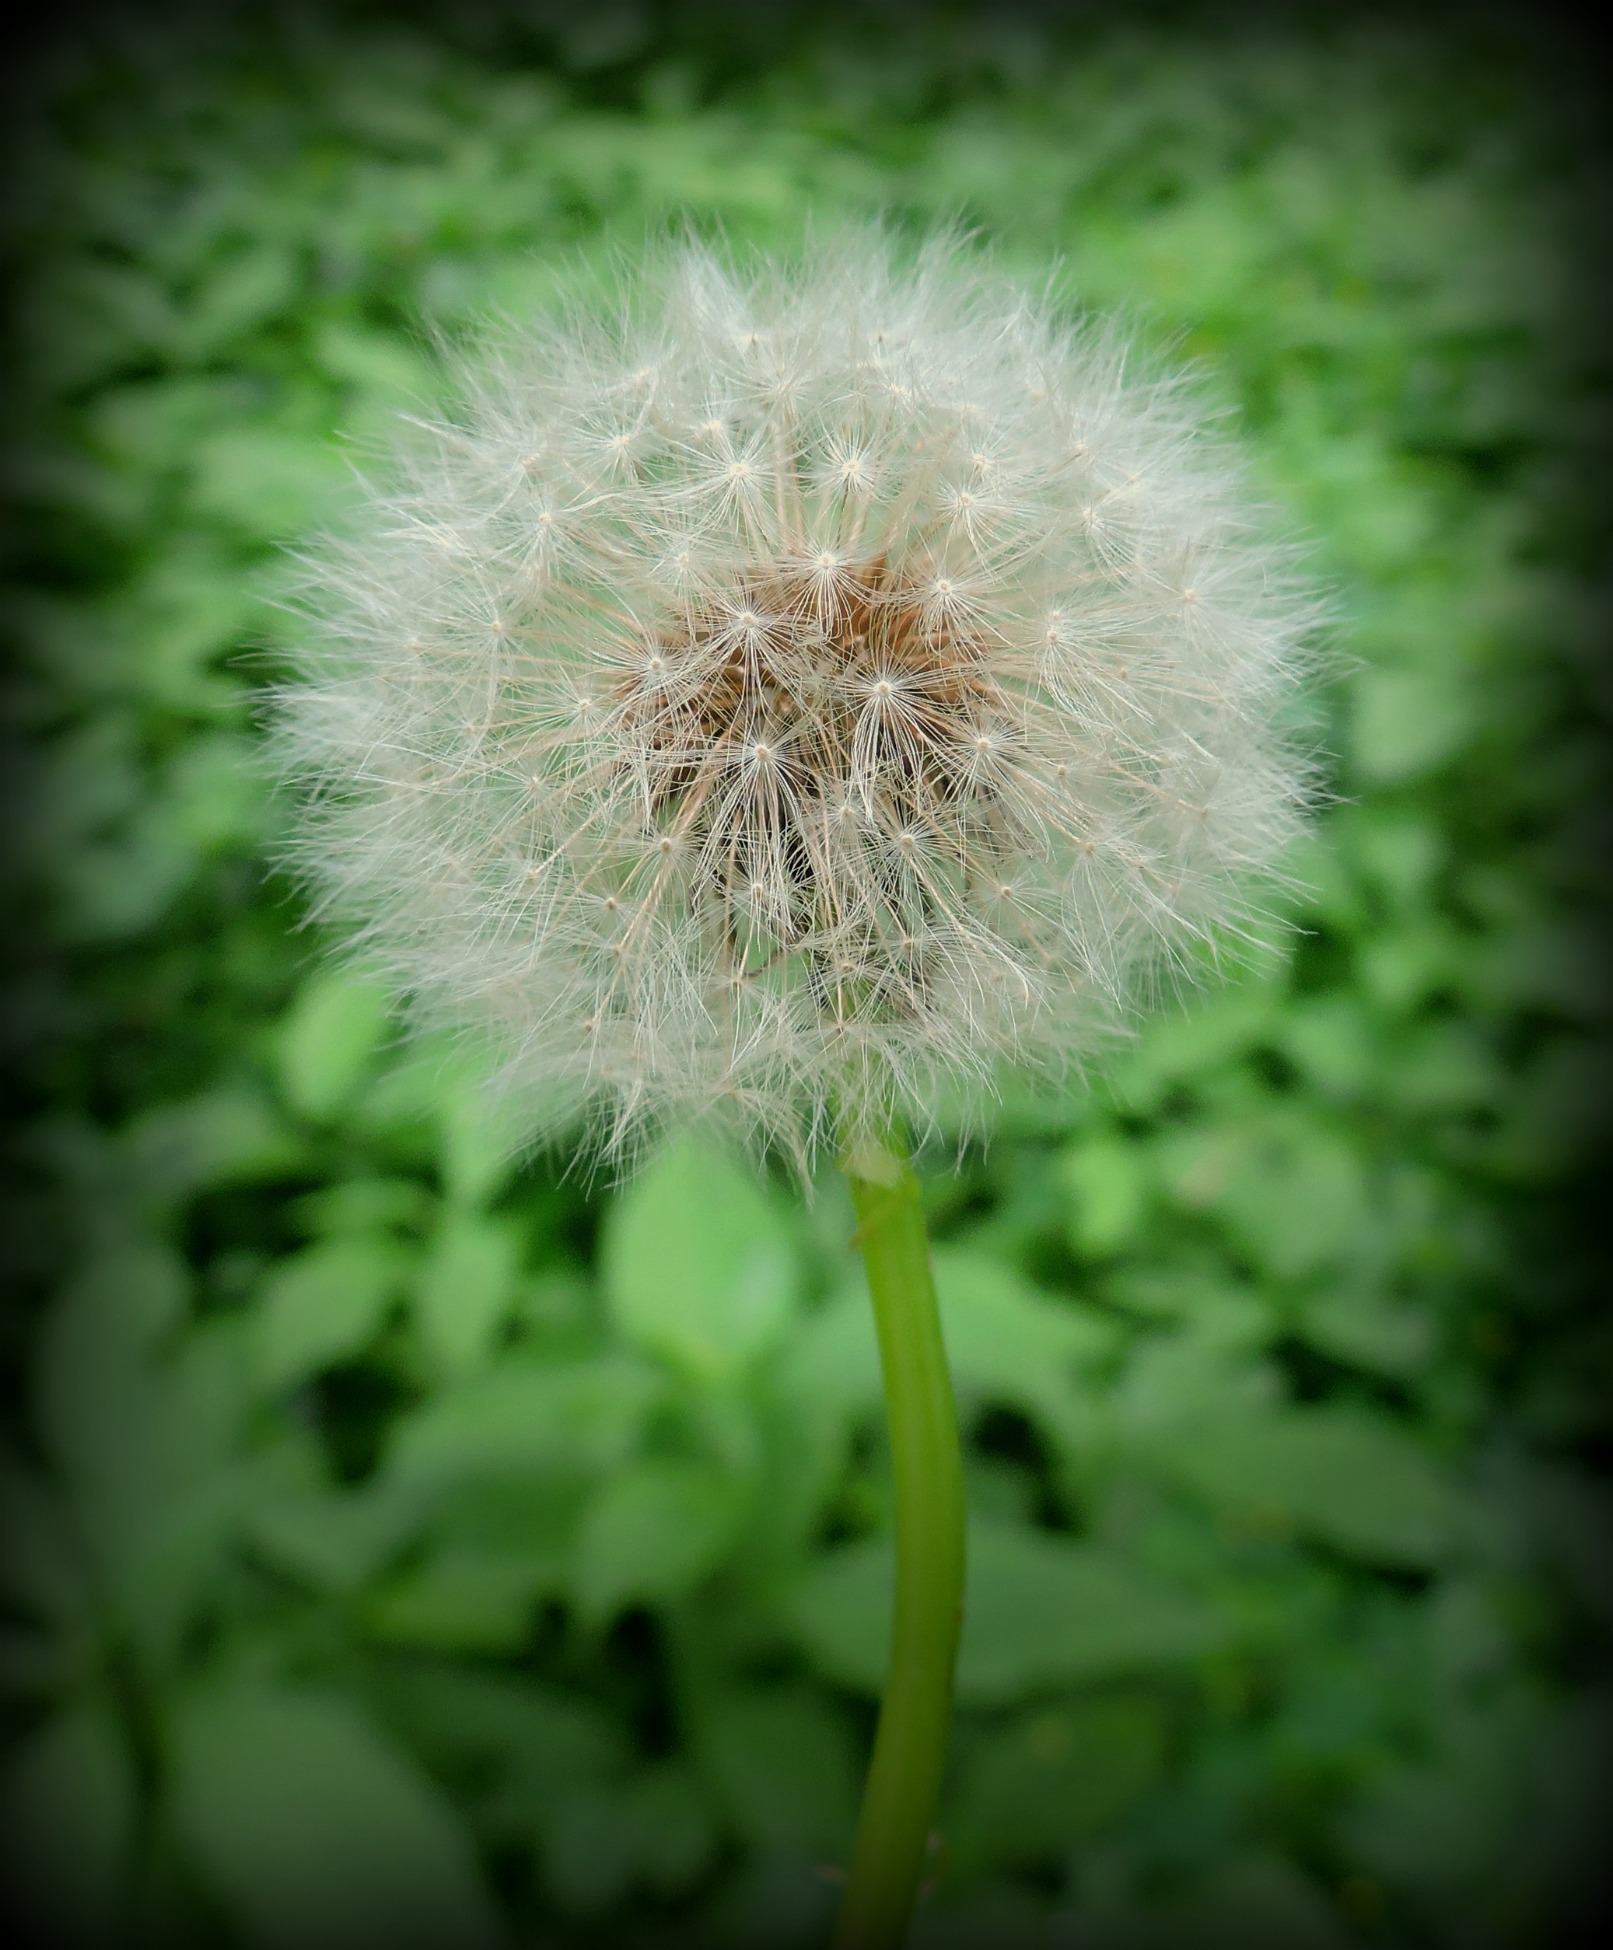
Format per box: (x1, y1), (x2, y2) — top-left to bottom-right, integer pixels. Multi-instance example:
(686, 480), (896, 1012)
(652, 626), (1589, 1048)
(364, 1660), (629, 1814)
(253, 1237), (406, 1393)
(170, 1684), (504, 1950)
(787, 1522), (1221, 1704)
(622, 1763), (722, 1896)
(934, 1249), (1119, 1431)
(294, 1176), (431, 1238)
(697, 1685), (858, 1857)
(1350, 666), (1479, 786)
(1297, 1285), (1438, 1379)
(277, 969), (396, 1123)
(413, 1210), (523, 1378)
(1115, 984), (1285, 1108)
(1166, 1406), (1461, 1565)
(947, 1693), (1166, 1872)
(535, 1760), (719, 1912)
(188, 425), (348, 536)
(34, 1245), (189, 1509)
(364, 1547), (558, 1653)
(124, 1088), (303, 1201)
(20, 260), (178, 390)
(532, 1760), (720, 1913)
(1276, 993), (1381, 1099)
(572, 1459), (744, 1625)
(1385, 1022), (1504, 1116)
(384, 1356), (659, 1492)
(175, 242), (301, 360)
(1165, 1116), (1375, 1281)
(539, 1783), (641, 1916)
(1061, 1133), (1150, 1256)
(434, 1067), (529, 1209)
(27, 1248), (256, 1666)
(248, 1479), (419, 1593)
(1110, 1328), (1283, 1443)
(0, 1699), (138, 1943)
(1357, 919), (1461, 1014)
(601, 1138), (799, 1381)
(0, 1455), (90, 1634)
(1342, 808), (1448, 911)
(314, 319), (437, 404)
(1159, 1852), (1356, 1950)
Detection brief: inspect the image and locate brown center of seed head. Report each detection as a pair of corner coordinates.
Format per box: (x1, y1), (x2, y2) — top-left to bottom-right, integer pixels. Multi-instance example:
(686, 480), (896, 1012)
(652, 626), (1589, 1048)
(611, 553), (1011, 972)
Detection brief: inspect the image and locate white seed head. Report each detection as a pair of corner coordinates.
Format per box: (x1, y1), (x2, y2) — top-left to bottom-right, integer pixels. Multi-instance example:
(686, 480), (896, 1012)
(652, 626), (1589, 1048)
(272, 229), (1319, 1172)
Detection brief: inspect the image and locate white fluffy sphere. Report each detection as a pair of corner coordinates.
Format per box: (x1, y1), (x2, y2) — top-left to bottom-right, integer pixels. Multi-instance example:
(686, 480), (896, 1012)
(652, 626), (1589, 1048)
(274, 230), (1317, 1169)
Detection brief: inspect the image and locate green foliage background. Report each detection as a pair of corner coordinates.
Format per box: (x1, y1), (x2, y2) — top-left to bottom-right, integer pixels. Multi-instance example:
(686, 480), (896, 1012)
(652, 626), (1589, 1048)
(3, 5), (1608, 1946)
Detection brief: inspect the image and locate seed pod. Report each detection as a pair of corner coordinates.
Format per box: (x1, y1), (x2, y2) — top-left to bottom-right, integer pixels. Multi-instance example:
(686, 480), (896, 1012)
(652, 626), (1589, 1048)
(272, 229), (1321, 1171)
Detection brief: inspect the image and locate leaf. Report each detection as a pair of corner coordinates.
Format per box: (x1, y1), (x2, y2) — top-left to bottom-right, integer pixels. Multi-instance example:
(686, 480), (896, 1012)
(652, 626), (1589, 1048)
(624, 1763), (721, 1896)
(1162, 1852), (1356, 1950)
(314, 320), (436, 404)
(532, 1761), (720, 1914)
(1385, 1022), (1505, 1115)
(253, 1238), (405, 1393)
(247, 1480), (420, 1593)
(276, 969), (396, 1123)
(1105, 1267), (1274, 1351)
(537, 1784), (639, 1917)
(1061, 1134), (1150, 1256)
(601, 1138), (799, 1381)
(124, 1087), (303, 1201)
(29, 1258), (253, 1662)
(0, 1455), (89, 1629)
(21, 259), (178, 390)
(293, 1176), (431, 1239)
(188, 425), (347, 537)
(1276, 993), (1381, 1099)
(696, 1685), (858, 1857)
(1109, 1331), (1282, 1441)
(773, 1285), (881, 1429)
(413, 1211), (523, 1379)
(435, 1066), (525, 1209)
(158, 730), (269, 855)
(0, 1698), (138, 1942)
(933, 1250), (1118, 1428)
(1342, 808), (1448, 909)
(175, 243), (300, 360)
(1350, 665), (1478, 786)
(1298, 1286), (1437, 1378)
(1165, 1406), (1460, 1565)
(33, 1246), (189, 1518)
(1114, 985), (1283, 1107)
(384, 1356), (659, 1494)
(119, 540), (255, 711)
(959, 1526), (1222, 1704)
(572, 1460), (743, 1625)
(364, 1662), (629, 1810)
(947, 1693), (1166, 1872)
(169, 1684), (503, 1950)
(364, 1548), (557, 1653)
(786, 1523), (1220, 1704)
(1166, 1118), (1374, 1281)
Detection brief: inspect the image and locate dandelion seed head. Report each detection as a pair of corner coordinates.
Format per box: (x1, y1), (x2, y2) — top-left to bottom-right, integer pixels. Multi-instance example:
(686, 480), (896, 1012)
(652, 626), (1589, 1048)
(273, 229), (1320, 1172)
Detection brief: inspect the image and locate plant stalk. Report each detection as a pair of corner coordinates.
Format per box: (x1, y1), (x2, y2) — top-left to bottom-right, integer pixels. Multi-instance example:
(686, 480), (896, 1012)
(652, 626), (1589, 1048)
(832, 1134), (967, 1950)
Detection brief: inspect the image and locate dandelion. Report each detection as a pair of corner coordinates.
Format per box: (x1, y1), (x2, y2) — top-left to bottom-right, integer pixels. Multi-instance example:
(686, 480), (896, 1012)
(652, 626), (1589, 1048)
(272, 228), (1318, 1950)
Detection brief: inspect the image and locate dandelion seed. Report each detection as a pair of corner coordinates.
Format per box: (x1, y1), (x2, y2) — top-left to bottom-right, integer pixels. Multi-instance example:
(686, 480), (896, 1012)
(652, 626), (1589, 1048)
(272, 229), (1319, 1170)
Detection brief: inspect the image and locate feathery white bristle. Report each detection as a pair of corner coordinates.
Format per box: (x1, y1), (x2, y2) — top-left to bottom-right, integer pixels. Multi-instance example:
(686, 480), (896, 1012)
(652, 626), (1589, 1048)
(272, 230), (1320, 1172)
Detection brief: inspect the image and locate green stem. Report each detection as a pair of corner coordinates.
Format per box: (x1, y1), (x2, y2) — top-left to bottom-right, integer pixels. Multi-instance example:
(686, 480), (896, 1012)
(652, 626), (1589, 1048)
(832, 1133), (967, 1950)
